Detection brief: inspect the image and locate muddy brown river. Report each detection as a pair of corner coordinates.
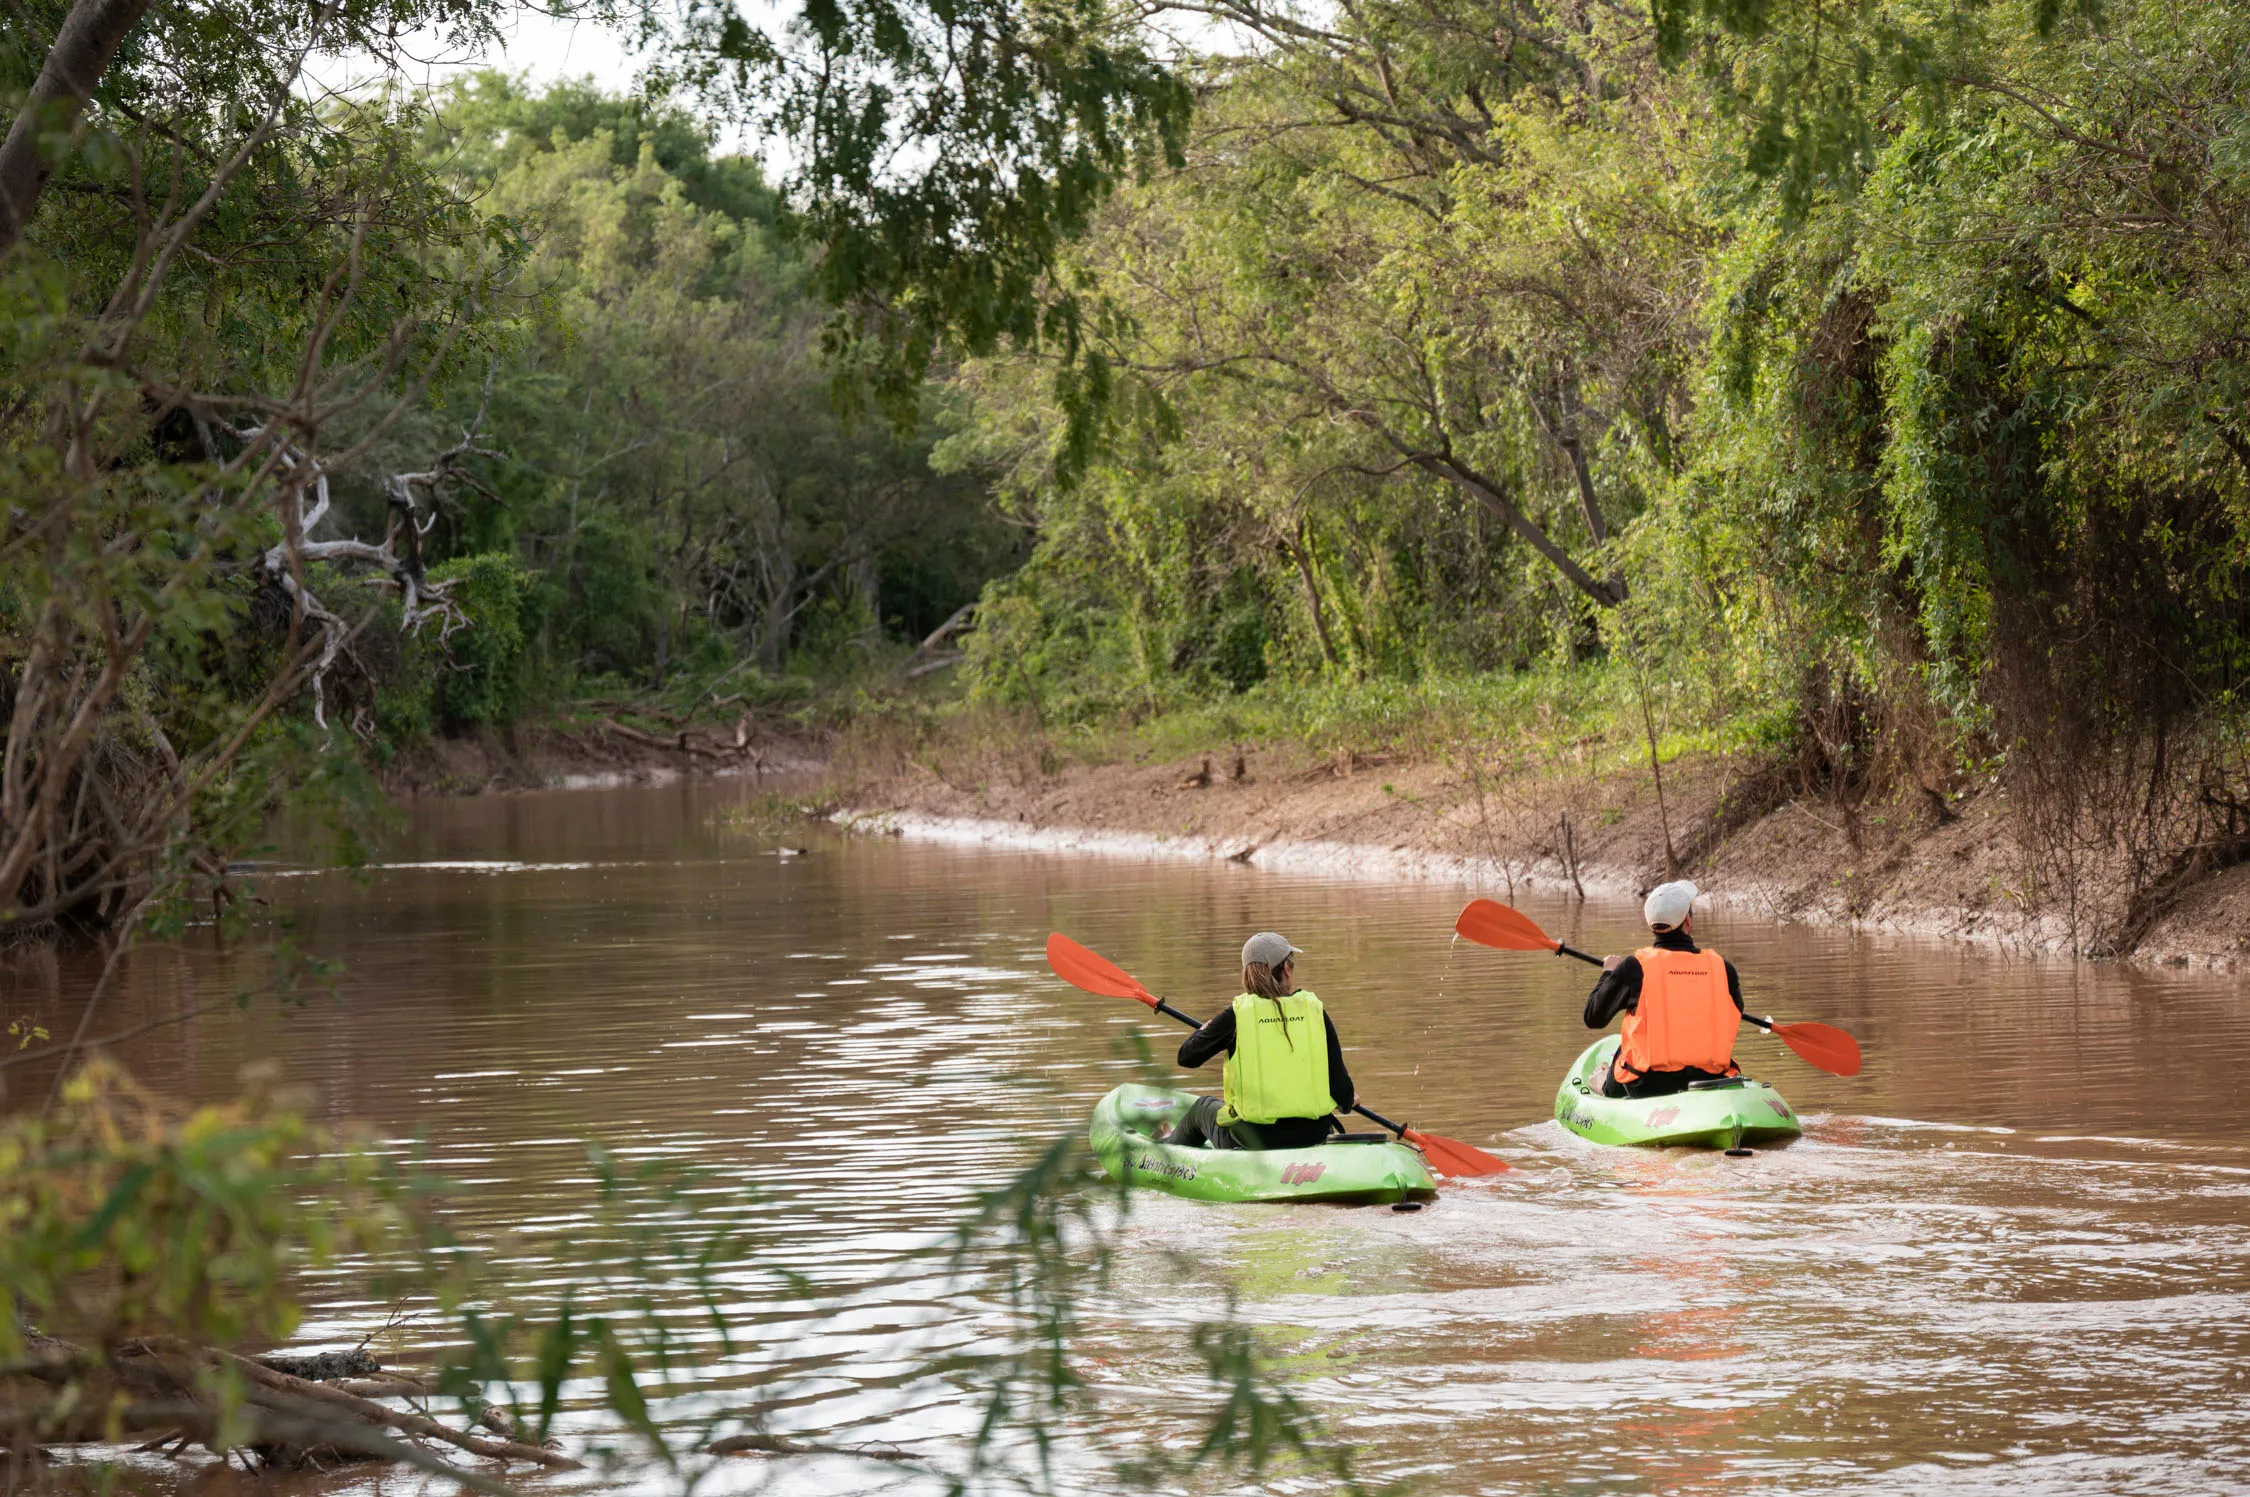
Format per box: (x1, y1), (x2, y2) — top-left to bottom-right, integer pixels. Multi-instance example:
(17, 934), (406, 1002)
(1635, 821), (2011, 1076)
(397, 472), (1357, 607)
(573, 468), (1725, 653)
(7, 780), (2249, 1494)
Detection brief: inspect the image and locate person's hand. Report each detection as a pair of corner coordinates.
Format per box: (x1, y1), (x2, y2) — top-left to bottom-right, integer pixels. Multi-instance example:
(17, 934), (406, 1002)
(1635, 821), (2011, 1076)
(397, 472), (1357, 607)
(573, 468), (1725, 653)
(1602, 954), (1624, 972)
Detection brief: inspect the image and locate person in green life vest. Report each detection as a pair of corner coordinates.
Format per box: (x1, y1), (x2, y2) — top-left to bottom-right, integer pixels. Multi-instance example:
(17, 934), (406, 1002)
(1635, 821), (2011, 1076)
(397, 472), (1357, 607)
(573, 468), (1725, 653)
(1163, 931), (1358, 1149)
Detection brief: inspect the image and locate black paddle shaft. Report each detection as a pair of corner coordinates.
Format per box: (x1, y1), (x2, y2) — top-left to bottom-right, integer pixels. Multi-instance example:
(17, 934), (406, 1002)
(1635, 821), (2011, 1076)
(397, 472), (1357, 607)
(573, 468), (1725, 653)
(1151, 997), (1203, 1028)
(1144, 994), (1414, 1142)
(1553, 942), (1779, 1034)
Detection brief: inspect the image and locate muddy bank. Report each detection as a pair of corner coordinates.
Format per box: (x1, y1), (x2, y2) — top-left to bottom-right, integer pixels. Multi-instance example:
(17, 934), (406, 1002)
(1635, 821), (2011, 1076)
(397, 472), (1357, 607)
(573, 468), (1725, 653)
(840, 741), (2250, 971)
(378, 714), (823, 797)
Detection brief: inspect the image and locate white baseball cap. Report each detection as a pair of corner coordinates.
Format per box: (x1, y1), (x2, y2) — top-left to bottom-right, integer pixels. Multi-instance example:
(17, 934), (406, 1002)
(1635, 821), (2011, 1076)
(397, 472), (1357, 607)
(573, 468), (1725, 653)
(1643, 880), (1699, 931)
(1241, 931), (1303, 967)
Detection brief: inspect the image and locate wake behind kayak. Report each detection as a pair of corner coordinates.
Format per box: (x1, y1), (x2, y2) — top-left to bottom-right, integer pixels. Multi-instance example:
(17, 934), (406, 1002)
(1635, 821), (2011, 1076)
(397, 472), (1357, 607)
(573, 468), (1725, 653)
(1090, 1084), (1439, 1204)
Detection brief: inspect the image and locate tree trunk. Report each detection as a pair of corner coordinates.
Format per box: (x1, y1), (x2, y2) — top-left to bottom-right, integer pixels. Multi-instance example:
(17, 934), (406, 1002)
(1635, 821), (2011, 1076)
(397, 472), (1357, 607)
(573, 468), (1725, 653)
(849, 551), (882, 641)
(1530, 379), (1630, 603)
(0, 0), (155, 255)
(1416, 453), (1625, 607)
(753, 584), (793, 672)
(1283, 522), (1344, 671)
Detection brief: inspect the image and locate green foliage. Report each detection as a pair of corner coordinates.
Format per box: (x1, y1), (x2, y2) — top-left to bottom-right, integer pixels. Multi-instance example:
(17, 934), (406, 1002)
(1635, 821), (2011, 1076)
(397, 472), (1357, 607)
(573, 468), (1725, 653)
(429, 553), (530, 728)
(1682, 0), (2250, 765)
(0, 29), (523, 927)
(1650, 0), (2103, 219)
(0, 1060), (424, 1364)
(963, 575), (1172, 725)
(943, 1), (1703, 716)
(338, 75), (1022, 709)
(425, 72), (784, 226)
(0, 1054), (1369, 1489)
(1210, 593), (1273, 696)
(658, 0), (1192, 429)
(945, 0), (2250, 805)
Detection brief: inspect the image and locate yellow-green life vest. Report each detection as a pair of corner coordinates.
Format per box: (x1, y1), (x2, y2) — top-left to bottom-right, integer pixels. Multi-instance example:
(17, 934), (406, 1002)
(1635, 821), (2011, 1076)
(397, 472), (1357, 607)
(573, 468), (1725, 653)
(1219, 989), (1332, 1125)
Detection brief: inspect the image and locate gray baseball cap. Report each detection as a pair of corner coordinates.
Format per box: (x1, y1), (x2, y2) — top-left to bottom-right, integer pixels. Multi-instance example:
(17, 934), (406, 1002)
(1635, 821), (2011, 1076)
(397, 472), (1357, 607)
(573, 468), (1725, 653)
(1241, 931), (1303, 967)
(1644, 879), (1699, 931)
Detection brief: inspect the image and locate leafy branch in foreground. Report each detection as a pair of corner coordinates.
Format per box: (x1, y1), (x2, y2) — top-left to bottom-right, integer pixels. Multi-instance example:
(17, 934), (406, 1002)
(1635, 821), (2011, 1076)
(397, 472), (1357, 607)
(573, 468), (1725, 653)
(3, 1059), (1369, 1494)
(448, 1130), (1374, 1494)
(647, 0), (1191, 451)
(0, 1059), (560, 1485)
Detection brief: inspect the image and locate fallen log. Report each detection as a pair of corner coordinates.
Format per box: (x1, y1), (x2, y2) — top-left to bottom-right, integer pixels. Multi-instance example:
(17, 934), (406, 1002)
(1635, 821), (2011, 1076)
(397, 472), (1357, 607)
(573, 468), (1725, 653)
(7, 1335), (580, 1478)
(256, 1349), (383, 1382)
(335, 1373), (436, 1398)
(163, 1341), (581, 1470)
(897, 601), (976, 677)
(709, 1431), (917, 1461)
(600, 718), (748, 760)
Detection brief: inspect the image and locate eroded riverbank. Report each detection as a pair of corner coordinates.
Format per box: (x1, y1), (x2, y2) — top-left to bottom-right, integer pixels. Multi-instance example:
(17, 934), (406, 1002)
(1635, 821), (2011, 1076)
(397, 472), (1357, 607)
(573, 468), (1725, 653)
(374, 714), (2250, 970)
(838, 740), (2250, 971)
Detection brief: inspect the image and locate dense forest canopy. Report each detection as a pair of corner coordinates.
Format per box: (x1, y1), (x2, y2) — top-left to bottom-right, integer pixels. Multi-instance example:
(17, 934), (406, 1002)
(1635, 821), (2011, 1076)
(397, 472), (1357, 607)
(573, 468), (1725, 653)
(947, 1), (2250, 845)
(364, 74), (1018, 711)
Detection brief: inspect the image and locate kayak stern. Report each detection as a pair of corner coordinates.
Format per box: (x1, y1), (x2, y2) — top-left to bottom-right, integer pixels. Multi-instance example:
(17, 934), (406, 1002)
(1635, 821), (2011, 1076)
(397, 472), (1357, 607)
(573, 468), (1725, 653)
(1553, 1036), (1801, 1150)
(1089, 1084), (1439, 1205)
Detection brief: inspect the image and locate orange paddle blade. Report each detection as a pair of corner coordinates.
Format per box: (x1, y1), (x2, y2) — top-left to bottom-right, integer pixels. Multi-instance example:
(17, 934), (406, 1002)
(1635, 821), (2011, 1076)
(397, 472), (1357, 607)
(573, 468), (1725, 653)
(1045, 933), (1158, 1007)
(1454, 898), (1561, 953)
(1770, 1019), (1862, 1078)
(1401, 1126), (1511, 1178)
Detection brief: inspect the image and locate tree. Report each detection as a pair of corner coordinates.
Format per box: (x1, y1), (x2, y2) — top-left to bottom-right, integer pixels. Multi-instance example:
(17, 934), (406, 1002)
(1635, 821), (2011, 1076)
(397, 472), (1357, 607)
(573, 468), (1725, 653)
(377, 75), (1011, 688)
(0, 9), (525, 933)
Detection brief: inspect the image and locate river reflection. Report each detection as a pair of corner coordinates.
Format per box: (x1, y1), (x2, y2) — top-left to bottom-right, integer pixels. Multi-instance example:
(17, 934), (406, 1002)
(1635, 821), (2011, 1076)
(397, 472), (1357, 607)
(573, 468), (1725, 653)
(5, 778), (2249, 1494)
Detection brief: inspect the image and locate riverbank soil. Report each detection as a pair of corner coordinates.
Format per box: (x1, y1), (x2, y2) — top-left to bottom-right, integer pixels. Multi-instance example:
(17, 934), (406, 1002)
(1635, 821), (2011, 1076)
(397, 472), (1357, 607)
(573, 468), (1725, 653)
(378, 711), (825, 796)
(839, 737), (2249, 970)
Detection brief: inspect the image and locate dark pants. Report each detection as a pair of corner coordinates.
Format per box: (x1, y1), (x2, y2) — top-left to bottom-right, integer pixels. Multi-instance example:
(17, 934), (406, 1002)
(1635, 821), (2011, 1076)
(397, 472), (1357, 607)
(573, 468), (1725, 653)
(1597, 1058), (1736, 1099)
(1167, 1095), (1337, 1150)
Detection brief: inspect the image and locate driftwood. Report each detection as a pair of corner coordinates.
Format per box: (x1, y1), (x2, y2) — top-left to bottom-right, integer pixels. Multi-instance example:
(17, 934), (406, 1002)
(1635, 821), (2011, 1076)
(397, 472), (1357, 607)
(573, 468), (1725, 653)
(897, 601), (975, 680)
(709, 1431), (917, 1461)
(903, 652), (963, 679)
(2, 1333), (577, 1479)
(601, 717), (762, 765)
(256, 1348), (383, 1381)
(186, 1342), (579, 1470)
(336, 1374), (437, 1398)
(473, 1402), (562, 1449)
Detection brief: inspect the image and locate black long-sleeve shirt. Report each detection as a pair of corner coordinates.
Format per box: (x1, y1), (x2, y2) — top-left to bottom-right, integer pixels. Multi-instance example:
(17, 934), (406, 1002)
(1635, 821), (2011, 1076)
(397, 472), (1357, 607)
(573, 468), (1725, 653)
(1178, 999), (1355, 1115)
(1582, 927), (1744, 1029)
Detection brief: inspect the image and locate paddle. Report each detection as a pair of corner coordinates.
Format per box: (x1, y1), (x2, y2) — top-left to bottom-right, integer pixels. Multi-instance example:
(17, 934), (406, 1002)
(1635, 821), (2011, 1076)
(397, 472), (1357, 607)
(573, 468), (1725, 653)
(1451, 898), (1864, 1078)
(1044, 933), (1511, 1177)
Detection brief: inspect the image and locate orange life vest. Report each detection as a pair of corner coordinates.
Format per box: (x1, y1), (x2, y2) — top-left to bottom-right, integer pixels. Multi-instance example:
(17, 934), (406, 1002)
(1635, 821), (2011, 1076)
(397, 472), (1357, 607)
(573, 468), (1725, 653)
(1615, 945), (1740, 1082)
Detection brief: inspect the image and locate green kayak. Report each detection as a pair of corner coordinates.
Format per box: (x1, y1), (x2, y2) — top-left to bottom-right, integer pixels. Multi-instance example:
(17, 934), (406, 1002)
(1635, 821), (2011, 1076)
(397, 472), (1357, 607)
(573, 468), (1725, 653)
(1088, 1084), (1439, 1205)
(1554, 1036), (1802, 1150)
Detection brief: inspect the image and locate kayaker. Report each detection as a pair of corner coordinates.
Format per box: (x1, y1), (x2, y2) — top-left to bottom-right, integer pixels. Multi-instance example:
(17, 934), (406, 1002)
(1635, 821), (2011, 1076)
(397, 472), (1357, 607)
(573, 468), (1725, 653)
(1165, 931), (1356, 1149)
(1583, 880), (1744, 1098)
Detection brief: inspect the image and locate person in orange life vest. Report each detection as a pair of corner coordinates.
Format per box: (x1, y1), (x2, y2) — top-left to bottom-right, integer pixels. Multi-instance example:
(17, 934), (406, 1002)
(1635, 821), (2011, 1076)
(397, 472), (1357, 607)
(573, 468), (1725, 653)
(1163, 931), (1358, 1150)
(1581, 880), (1744, 1099)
